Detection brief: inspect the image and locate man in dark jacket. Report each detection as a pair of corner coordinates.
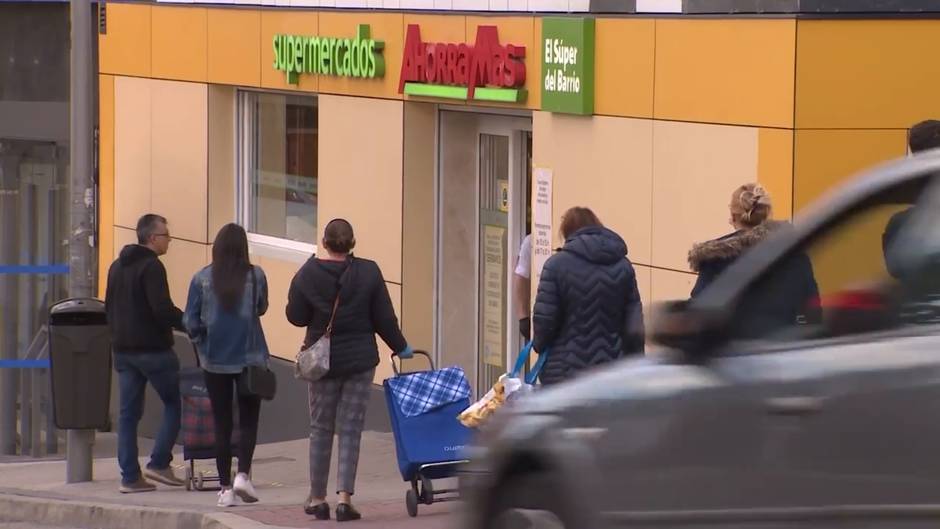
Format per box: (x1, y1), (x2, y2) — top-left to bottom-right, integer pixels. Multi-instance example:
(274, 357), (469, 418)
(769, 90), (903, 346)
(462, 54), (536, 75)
(883, 120), (940, 281)
(105, 214), (185, 493)
(532, 209), (645, 386)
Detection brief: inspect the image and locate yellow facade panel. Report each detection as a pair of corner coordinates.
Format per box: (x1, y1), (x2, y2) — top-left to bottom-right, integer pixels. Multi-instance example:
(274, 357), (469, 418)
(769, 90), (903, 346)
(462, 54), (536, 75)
(634, 264), (652, 311)
(151, 6), (208, 83)
(654, 19), (796, 128)
(793, 129), (907, 212)
(317, 12), (404, 100)
(260, 10), (320, 93)
(98, 75), (115, 298)
(208, 86), (236, 237)
(796, 20), (940, 129)
(651, 121), (760, 272)
(99, 2), (152, 78)
(651, 268), (696, 304)
(316, 95), (404, 284)
(114, 76), (153, 230)
(256, 255), (307, 361)
(466, 16), (540, 110)
(208, 8), (261, 87)
(402, 102), (436, 356)
(533, 111), (654, 265)
(757, 128), (794, 220)
(594, 18), (655, 119)
(161, 239), (211, 314)
(150, 80), (209, 244)
(375, 283), (403, 383)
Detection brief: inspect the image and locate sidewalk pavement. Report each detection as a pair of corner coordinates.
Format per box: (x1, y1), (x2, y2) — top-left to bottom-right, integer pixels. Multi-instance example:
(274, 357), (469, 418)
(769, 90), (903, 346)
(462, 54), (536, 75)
(0, 431), (458, 529)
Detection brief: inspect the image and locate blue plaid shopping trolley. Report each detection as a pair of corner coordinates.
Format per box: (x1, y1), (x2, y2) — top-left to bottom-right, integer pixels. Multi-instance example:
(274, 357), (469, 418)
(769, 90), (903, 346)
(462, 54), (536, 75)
(384, 351), (473, 517)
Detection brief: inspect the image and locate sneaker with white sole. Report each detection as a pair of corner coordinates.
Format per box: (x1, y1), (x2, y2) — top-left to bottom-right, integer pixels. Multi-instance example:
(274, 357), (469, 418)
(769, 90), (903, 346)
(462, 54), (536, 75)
(233, 472), (259, 503)
(217, 488), (238, 508)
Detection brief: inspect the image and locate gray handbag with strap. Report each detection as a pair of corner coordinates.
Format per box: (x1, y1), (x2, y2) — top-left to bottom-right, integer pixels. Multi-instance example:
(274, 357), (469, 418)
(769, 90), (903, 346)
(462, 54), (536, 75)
(295, 261), (348, 382)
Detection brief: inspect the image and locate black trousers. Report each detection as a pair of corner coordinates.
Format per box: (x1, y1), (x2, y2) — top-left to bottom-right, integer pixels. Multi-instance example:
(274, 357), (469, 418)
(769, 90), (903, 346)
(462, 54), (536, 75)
(203, 371), (262, 487)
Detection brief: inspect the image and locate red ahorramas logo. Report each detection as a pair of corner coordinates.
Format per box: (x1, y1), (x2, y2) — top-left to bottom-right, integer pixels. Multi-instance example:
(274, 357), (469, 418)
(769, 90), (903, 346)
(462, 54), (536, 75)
(398, 24), (527, 102)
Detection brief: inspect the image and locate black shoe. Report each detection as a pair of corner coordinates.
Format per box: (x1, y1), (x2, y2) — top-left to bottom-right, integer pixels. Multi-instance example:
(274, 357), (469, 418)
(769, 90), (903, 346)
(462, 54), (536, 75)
(305, 501), (330, 520)
(336, 503), (362, 522)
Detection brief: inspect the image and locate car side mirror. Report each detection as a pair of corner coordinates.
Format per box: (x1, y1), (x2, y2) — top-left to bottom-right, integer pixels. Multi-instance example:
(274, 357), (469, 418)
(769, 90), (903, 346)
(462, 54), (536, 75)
(651, 300), (728, 357)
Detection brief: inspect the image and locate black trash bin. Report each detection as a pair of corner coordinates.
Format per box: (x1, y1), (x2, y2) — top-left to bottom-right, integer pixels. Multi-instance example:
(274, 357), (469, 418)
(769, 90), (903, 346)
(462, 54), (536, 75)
(49, 298), (111, 430)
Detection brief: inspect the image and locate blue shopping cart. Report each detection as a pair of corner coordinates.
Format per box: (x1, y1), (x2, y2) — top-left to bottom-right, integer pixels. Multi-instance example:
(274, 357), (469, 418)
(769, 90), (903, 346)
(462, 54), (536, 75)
(384, 351), (473, 517)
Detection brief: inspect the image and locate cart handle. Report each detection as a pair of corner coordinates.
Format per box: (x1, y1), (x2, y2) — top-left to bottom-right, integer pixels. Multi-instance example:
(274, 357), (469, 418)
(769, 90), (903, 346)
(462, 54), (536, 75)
(391, 350), (434, 376)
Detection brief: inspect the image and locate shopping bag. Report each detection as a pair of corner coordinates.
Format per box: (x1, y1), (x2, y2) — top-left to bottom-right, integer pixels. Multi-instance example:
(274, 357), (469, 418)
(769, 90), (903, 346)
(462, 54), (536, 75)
(457, 342), (548, 428)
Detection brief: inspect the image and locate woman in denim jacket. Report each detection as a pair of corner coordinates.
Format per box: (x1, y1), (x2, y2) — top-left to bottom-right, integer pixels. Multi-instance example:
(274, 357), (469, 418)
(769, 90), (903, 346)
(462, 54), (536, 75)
(184, 223), (269, 508)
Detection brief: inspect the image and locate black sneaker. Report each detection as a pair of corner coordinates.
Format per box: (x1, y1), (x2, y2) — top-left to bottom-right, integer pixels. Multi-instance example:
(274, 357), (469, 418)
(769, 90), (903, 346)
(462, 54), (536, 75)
(336, 503), (362, 522)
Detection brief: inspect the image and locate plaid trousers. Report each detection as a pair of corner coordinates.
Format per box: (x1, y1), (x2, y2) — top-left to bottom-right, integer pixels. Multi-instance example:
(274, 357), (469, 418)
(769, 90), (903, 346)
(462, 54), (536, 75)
(308, 368), (375, 498)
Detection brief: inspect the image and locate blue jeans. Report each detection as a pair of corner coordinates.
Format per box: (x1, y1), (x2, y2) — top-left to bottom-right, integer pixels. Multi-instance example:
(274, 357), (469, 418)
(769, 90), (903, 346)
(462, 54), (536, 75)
(114, 350), (181, 485)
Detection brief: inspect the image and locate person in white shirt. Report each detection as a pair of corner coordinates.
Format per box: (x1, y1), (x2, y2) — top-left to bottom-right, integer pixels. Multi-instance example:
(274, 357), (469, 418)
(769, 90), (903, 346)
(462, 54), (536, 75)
(513, 234), (532, 341)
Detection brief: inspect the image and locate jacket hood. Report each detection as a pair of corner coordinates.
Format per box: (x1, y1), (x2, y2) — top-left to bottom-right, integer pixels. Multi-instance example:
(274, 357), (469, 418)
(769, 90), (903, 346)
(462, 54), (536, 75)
(562, 226), (628, 265)
(118, 244), (157, 266)
(688, 221), (789, 272)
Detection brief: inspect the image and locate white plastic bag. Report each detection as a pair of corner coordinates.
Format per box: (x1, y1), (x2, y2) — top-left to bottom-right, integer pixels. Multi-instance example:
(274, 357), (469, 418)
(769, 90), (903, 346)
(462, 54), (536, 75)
(457, 342), (547, 427)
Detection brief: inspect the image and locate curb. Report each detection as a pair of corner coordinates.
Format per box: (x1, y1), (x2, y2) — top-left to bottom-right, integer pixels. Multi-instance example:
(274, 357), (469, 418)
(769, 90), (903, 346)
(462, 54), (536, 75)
(0, 492), (288, 529)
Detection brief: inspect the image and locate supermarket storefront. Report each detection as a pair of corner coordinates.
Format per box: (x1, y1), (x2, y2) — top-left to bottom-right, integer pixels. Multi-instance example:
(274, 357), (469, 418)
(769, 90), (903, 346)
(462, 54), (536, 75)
(99, 3), (940, 405)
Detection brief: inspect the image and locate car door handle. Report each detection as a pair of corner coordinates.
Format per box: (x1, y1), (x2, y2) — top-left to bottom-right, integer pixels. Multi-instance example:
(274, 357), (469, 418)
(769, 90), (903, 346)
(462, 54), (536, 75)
(764, 397), (824, 416)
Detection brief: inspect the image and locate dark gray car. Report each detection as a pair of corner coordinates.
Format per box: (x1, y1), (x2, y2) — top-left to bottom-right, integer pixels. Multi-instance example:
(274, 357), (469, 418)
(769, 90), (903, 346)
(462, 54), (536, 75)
(461, 151), (940, 529)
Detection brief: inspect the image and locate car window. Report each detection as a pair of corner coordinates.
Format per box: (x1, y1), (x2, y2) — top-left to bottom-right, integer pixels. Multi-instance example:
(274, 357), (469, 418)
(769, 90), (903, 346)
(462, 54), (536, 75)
(727, 176), (940, 343)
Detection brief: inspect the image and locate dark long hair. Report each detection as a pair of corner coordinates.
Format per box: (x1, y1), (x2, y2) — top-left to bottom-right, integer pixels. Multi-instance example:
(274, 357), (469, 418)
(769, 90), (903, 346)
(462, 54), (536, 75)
(560, 206), (603, 240)
(211, 224), (251, 311)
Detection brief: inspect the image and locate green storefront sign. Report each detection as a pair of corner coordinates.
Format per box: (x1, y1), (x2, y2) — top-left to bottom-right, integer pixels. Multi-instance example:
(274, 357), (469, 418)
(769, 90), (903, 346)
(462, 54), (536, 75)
(273, 24), (385, 85)
(541, 17), (595, 115)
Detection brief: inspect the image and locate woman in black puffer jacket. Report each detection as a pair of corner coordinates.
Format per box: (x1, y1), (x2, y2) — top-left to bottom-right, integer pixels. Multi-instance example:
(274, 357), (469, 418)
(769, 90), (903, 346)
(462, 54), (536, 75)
(286, 219), (413, 522)
(532, 207), (645, 385)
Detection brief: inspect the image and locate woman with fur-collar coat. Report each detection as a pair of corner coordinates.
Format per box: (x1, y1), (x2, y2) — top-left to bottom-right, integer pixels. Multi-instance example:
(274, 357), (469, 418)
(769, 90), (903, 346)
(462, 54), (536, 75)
(688, 184), (820, 337)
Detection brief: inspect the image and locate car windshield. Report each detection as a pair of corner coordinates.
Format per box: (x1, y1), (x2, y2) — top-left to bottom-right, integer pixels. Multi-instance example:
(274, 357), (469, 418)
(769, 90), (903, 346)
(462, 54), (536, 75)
(726, 176), (940, 343)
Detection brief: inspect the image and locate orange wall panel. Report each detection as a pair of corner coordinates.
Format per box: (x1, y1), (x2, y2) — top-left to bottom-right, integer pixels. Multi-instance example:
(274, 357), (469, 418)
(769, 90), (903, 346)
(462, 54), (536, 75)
(796, 20), (940, 129)
(151, 6), (208, 83)
(594, 18), (655, 119)
(98, 74), (115, 298)
(654, 19), (796, 128)
(793, 129), (907, 213)
(757, 128), (794, 220)
(208, 8), (261, 87)
(260, 10), (320, 93)
(99, 3), (151, 78)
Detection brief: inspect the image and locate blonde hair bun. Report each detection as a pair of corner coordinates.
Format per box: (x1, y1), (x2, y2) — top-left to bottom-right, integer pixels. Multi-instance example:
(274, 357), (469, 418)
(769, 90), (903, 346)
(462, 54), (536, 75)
(733, 183), (772, 227)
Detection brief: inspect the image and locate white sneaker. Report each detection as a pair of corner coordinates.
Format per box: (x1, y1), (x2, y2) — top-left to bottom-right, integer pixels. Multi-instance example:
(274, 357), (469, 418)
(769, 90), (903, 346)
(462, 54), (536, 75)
(217, 488), (238, 508)
(233, 472), (259, 504)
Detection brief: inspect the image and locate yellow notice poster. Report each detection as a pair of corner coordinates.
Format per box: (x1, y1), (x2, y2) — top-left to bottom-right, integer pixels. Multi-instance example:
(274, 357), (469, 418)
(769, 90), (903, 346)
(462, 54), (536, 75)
(482, 224), (506, 368)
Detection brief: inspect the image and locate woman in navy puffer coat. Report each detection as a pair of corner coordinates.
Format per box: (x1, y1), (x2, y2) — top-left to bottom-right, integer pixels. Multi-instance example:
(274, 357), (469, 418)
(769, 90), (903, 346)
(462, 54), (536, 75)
(532, 207), (645, 385)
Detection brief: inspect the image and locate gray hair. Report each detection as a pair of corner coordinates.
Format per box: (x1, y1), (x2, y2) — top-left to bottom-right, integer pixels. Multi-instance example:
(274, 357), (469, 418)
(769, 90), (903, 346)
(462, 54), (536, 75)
(136, 214), (168, 244)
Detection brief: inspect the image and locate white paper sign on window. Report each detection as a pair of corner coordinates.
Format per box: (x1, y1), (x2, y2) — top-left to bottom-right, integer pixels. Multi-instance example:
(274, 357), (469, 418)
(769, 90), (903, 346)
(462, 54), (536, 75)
(532, 168), (553, 280)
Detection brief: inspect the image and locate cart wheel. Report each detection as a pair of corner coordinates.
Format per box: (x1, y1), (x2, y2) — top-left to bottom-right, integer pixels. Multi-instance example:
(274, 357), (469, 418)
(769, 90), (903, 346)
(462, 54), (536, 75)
(185, 466), (193, 491)
(421, 475), (435, 505)
(406, 489), (419, 517)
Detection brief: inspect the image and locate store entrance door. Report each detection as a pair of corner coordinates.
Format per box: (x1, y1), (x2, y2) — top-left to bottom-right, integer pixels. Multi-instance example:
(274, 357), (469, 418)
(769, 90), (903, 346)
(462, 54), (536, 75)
(437, 111), (532, 395)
